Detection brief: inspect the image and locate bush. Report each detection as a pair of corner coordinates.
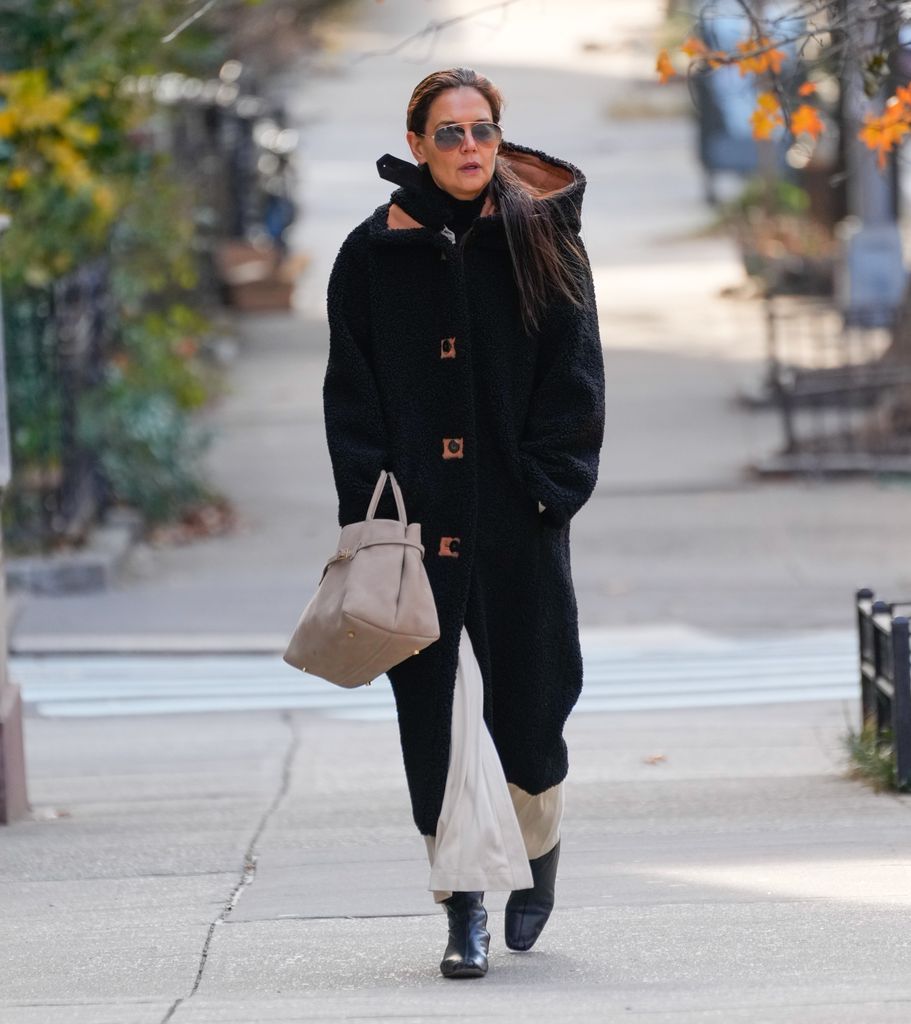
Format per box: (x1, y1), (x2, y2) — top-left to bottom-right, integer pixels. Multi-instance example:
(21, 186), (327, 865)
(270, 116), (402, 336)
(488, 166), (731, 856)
(77, 375), (213, 524)
(842, 721), (909, 793)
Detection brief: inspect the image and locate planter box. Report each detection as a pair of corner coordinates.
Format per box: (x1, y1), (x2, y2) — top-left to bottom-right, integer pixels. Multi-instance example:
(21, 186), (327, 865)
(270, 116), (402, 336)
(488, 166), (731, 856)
(214, 241), (310, 311)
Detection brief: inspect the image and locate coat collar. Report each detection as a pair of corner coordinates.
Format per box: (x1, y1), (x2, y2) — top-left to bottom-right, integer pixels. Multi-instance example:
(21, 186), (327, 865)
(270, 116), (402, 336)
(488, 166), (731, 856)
(369, 141), (586, 248)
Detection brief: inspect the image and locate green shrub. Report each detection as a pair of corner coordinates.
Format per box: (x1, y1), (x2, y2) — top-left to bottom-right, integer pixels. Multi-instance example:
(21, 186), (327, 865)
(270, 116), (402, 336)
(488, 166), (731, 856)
(76, 373), (213, 524)
(842, 720), (908, 793)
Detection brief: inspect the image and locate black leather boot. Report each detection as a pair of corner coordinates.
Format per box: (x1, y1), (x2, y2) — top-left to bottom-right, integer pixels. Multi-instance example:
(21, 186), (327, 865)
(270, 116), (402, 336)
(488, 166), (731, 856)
(504, 839), (560, 951)
(439, 891), (489, 978)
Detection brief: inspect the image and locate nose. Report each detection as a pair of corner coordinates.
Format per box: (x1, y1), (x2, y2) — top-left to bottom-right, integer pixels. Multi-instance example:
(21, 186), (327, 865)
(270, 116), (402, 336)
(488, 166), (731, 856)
(460, 127), (479, 152)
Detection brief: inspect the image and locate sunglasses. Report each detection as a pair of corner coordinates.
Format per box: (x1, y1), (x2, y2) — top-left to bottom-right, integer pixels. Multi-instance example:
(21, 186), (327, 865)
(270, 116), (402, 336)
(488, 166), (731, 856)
(417, 121), (503, 152)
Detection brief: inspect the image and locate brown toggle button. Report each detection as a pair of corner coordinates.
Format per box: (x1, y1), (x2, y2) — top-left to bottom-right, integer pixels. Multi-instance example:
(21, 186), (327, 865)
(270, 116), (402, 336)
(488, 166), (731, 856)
(438, 536), (461, 558)
(442, 437), (464, 459)
(440, 336), (456, 359)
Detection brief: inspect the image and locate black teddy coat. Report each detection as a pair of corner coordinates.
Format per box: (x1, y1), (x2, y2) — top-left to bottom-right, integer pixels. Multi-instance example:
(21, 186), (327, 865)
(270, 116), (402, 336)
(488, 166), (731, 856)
(322, 141), (606, 837)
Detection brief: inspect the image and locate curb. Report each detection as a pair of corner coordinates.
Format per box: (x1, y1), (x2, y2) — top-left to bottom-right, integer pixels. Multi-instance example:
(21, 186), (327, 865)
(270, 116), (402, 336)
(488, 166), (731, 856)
(5, 508), (144, 596)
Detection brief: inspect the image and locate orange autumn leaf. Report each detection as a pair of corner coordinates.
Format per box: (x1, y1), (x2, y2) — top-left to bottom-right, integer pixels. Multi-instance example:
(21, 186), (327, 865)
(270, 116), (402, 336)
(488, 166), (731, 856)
(756, 91), (781, 113)
(737, 36), (786, 76)
(681, 35), (707, 58)
(894, 83), (911, 108)
(882, 94), (908, 124)
(798, 81), (817, 96)
(656, 49), (676, 83)
(751, 110), (778, 140)
(750, 91), (784, 140)
(858, 110), (910, 169)
(791, 103), (825, 139)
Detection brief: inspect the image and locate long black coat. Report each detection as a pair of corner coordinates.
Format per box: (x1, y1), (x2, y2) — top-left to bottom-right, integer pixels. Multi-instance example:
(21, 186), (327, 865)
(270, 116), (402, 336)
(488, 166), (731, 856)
(323, 142), (605, 836)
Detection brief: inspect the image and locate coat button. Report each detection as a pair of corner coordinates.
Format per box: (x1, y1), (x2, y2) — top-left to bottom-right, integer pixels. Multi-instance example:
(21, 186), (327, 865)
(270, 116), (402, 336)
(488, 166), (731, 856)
(440, 337), (456, 359)
(438, 536), (461, 558)
(443, 437), (464, 459)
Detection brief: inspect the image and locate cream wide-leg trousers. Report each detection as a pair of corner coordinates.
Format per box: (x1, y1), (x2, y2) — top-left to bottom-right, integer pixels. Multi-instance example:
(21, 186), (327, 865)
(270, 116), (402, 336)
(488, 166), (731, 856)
(422, 624), (564, 904)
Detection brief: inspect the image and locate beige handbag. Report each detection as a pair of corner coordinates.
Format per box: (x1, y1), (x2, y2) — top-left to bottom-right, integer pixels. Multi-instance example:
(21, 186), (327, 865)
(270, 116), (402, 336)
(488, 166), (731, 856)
(283, 470), (440, 687)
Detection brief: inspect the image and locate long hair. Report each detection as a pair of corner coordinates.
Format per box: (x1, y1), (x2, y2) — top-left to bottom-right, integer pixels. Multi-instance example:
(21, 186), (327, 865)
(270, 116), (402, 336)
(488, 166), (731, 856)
(406, 67), (588, 335)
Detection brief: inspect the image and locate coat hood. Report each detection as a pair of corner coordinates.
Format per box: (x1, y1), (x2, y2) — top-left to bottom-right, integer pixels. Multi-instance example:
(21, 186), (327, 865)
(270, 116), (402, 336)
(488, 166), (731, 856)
(374, 142), (586, 243)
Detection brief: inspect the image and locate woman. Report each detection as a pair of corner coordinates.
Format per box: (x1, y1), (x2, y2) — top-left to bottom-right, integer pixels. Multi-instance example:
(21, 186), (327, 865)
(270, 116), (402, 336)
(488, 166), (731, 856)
(322, 67), (605, 978)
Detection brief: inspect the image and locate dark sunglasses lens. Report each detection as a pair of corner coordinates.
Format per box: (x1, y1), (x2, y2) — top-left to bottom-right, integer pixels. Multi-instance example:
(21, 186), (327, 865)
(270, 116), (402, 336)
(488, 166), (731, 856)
(434, 125), (464, 151)
(433, 123), (502, 150)
(472, 123), (501, 145)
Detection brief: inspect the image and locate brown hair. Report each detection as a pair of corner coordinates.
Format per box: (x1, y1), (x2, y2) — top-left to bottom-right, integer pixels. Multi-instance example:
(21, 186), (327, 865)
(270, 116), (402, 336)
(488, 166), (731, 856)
(407, 67), (588, 335)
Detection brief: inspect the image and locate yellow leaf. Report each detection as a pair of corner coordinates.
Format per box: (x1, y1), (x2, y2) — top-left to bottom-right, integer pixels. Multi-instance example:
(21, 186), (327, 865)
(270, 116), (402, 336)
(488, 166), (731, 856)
(92, 183), (117, 216)
(0, 109), (15, 137)
(61, 119), (101, 147)
(6, 167), (29, 189)
(9, 167), (28, 188)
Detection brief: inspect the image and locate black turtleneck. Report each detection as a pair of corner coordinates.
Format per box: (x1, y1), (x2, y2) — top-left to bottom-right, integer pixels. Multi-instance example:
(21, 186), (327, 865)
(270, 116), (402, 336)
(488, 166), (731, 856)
(420, 163), (489, 241)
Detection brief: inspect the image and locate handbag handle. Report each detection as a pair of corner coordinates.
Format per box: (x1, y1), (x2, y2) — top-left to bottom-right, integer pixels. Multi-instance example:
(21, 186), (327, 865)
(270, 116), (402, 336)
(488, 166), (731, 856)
(366, 469), (408, 524)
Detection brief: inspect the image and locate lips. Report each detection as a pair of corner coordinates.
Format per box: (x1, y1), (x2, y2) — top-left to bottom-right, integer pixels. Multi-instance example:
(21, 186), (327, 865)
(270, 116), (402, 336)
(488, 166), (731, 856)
(459, 162), (481, 171)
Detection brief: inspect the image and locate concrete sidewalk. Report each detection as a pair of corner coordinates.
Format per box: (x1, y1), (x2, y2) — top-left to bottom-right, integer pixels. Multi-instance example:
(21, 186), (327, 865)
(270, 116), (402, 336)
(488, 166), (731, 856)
(2, 698), (910, 1022)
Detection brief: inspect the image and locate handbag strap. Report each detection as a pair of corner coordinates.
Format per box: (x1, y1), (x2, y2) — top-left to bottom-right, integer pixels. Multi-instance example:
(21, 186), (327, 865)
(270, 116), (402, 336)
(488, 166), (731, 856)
(366, 470), (407, 524)
(319, 537), (425, 584)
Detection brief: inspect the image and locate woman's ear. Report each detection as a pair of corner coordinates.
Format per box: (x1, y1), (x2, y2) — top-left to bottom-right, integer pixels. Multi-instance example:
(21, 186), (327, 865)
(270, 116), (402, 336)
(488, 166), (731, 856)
(405, 130), (425, 165)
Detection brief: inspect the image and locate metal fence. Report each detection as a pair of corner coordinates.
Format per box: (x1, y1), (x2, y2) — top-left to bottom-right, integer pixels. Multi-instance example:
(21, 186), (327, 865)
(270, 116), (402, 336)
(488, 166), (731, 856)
(744, 294), (911, 474)
(2, 258), (112, 551)
(856, 587), (911, 789)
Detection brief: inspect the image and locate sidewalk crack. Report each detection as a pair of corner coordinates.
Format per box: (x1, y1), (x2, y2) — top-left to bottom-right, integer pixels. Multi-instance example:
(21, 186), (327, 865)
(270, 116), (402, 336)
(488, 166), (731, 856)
(160, 708), (299, 1024)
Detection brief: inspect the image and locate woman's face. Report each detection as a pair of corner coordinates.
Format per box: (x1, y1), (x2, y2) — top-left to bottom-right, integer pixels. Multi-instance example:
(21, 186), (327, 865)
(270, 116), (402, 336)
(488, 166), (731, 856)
(406, 86), (499, 201)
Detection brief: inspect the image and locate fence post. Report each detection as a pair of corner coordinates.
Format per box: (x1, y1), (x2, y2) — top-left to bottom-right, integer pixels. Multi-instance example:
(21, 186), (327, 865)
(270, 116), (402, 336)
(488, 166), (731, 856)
(872, 600), (892, 735)
(856, 587), (875, 726)
(890, 615), (911, 789)
(0, 213), (30, 824)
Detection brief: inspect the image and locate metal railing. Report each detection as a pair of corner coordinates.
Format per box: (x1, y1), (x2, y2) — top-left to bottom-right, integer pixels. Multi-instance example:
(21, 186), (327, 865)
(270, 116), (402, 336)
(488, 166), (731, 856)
(745, 294), (911, 474)
(856, 587), (911, 789)
(2, 257), (112, 551)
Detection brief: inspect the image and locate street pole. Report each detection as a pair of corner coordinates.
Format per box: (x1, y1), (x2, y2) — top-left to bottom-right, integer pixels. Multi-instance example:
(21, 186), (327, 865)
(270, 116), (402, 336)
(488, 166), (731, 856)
(834, 0), (906, 323)
(0, 213), (29, 825)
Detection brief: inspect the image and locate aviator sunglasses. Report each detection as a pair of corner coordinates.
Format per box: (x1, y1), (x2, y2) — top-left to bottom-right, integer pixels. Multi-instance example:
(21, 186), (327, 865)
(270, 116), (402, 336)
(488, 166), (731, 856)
(417, 120), (503, 152)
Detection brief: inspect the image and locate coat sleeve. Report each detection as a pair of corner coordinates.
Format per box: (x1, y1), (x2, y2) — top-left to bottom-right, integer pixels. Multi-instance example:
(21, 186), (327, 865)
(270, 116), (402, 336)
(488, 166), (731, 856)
(323, 226), (397, 526)
(516, 243), (605, 528)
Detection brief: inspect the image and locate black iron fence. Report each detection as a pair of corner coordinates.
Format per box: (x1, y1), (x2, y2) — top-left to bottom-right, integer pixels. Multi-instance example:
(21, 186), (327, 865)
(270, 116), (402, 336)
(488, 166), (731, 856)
(3, 258), (112, 552)
(856, 587), (911, 789)
(744, 294), (911, 474)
